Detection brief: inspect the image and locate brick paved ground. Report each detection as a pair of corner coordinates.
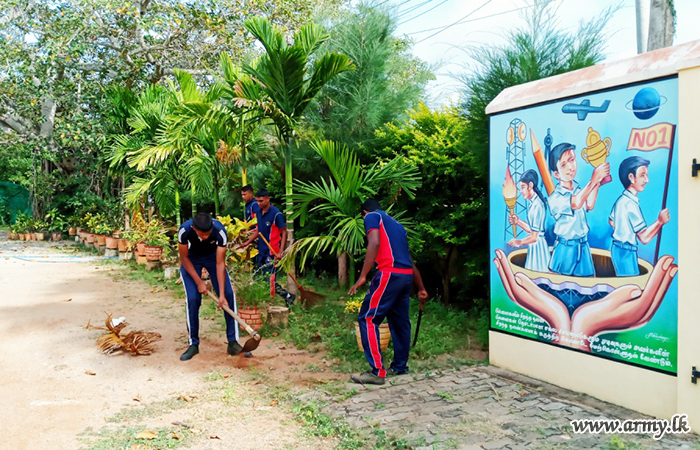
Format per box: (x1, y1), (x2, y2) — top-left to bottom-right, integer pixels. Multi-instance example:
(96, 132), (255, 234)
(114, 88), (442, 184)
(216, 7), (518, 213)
(303, 366), (700, 449)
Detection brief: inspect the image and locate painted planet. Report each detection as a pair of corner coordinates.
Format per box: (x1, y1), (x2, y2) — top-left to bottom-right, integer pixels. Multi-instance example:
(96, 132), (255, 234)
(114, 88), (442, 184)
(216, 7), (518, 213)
(625, 87), (667, 120)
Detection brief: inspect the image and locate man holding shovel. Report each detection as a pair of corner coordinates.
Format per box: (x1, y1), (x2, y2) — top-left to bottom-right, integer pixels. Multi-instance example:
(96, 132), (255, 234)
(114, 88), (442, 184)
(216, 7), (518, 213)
(241, 189), (296, 306)
(348, 199), (429, 385)
(178, 213), (242, 361)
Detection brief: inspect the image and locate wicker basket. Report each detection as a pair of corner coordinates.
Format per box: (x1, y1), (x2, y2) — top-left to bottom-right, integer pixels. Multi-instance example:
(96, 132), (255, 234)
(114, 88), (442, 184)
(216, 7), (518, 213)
(354, 322), (391, 352)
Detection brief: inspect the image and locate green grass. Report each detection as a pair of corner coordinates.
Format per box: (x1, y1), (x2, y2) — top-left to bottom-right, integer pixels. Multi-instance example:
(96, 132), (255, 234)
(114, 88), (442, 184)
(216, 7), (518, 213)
(79, 425), (193, 450)
(274, 278), (487, 374)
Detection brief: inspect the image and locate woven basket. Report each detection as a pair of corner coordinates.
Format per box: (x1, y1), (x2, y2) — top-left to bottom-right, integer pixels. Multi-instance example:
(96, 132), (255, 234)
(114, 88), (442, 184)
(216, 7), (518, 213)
(354, 322), (391, 352)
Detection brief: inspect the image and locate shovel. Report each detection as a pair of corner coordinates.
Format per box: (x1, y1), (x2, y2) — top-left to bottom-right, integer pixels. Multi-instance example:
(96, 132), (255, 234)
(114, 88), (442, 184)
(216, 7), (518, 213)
(205, 290), (261, 352)
(258, 233), (326, 307)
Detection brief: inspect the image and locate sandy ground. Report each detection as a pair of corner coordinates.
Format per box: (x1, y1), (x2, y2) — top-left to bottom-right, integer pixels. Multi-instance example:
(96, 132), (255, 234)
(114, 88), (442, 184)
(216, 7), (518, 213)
(0, 237), (341, 450)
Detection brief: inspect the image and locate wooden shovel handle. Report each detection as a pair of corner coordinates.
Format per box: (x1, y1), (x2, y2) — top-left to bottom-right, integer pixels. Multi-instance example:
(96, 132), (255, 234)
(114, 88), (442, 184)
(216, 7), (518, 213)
(205, 290), (260, 339)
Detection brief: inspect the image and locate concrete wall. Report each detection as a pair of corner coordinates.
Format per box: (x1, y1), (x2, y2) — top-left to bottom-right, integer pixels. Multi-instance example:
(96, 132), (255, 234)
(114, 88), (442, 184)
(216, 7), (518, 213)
(490, 331), (677, 418)
(676, 65), (700, 429)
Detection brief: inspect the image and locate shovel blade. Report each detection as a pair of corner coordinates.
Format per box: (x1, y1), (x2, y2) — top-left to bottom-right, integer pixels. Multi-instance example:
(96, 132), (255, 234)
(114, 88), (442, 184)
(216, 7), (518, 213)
(241, 335), (261, 352)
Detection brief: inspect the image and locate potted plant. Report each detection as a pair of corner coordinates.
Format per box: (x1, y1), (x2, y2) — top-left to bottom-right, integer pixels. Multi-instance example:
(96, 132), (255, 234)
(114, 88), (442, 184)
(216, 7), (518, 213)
(233, 275), (269, 331)
(116, 229), (131, 252)
(143, 219), (169, 261)
(33, 219), (49, 241)
(45, 209), (66, 241)
(345, 295), (391, 352)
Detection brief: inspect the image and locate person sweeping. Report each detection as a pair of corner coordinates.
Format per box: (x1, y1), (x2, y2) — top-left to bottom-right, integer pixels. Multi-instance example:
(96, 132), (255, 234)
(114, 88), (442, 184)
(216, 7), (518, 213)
(348, 199), (428, 385)
(178, 213), (242, 361)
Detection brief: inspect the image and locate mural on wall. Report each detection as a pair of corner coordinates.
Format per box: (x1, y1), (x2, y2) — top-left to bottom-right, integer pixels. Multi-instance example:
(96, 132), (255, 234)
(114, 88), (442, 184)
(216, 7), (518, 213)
(489, 77), (679, 374)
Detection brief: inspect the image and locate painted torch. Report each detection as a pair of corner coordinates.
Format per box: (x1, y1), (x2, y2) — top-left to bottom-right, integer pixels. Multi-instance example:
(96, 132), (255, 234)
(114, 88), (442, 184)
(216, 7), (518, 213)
(503, 167), (518, 237)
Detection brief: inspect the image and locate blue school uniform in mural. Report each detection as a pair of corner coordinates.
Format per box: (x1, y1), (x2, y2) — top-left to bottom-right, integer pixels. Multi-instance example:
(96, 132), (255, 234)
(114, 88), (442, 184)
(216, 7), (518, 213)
(548, 181), (595, 277)
(524, 196), (550, 272)
(609, 190), (646, 276)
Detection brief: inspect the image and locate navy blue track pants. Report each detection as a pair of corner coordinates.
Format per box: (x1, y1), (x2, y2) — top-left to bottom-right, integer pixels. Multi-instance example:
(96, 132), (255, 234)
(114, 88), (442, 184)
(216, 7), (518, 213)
(180, 255), (239, 346)
(357, 270), (413, 378)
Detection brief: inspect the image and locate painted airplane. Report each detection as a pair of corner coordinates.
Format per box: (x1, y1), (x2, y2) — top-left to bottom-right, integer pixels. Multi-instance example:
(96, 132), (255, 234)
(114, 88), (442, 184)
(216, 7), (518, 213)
(561, 99), (611, 120)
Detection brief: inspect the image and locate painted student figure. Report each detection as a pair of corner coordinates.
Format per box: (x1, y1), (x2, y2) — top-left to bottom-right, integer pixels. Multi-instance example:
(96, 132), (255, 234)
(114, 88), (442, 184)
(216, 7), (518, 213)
(548, 143), (610, 277)
(507, 170), (550, 272)
(609, 156), (671, 276)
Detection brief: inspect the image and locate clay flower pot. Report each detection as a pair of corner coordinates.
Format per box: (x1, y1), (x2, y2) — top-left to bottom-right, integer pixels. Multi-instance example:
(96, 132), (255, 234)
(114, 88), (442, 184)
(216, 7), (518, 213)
(238, 307), (263, 331)
(117, 239), (129, 252)
(96, 234), (107, 246)
(52, 232), (61, 242)
(6, 231), (11, 239)
(35, 233), (44, 241)
(105, 237), (119, 249)
(136, 242), (147, 256)
(68, 227), (77, 236)
(86, 233), (96, 244)
(144, 245), (163, 261)
(354, 322), (391, 352)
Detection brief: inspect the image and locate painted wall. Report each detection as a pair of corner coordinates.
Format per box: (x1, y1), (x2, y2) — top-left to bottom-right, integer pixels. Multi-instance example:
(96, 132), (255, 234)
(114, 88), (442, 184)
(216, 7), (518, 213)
(490, 78), (679, 376)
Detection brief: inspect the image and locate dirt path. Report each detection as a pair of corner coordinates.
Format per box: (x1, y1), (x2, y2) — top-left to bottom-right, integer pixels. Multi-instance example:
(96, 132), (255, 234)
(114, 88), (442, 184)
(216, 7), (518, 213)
(0, 237), (340, 450)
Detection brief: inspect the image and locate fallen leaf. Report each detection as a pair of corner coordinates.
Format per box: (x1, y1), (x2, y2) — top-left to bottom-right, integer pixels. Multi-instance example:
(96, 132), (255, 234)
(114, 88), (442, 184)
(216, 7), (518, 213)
(250, 380), (260, 386)
(179, 394), (192, 402)
(135, 430), (158, 440)
(85, 370), (96, 376)
(277, 345), (286, 350)
(269, 400), (278, 406)
(222, 374), (230, 379)
(133, 394), (141, 402)
(271, 332), (278, 337)
(311, 333), (321, 341)
(167, 433), (181, 440)
(190, 427), (202, 434)
(62, 298), (72, 302)
(209, 435), (221, 440)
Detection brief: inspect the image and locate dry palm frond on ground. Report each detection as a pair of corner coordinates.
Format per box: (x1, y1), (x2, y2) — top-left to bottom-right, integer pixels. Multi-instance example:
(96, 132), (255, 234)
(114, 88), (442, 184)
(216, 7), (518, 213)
(86, 313), (161, 355)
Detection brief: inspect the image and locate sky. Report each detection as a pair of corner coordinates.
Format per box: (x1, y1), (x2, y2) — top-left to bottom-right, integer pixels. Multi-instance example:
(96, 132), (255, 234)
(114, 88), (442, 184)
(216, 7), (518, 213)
(380, 0), (700, 106)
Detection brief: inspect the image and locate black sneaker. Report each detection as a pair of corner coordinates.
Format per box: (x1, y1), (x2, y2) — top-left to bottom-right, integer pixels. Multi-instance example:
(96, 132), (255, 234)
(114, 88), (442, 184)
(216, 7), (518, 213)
(180, 345), (199, 361)
(285, 293), (296, 307)
(244, 352), (253, 358)
(227, 341), (243, 355)
(350, 369), (385, 385)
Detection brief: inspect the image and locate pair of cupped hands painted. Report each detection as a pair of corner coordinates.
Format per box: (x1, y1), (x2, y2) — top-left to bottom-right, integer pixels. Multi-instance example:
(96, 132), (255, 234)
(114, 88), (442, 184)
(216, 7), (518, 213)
(493, 249), (677, 351)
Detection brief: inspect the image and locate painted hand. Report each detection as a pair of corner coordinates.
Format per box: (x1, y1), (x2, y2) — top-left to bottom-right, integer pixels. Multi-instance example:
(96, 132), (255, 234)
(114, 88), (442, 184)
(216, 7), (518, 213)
(507, 239), (522, 248)
(348, 276), (367, 295)
(658, 208), (670, 225)
(494, 249), (571, 333)
(571, 255), (677, 350)
(508, 214), (518, 226)
(592, 162), (610, 184)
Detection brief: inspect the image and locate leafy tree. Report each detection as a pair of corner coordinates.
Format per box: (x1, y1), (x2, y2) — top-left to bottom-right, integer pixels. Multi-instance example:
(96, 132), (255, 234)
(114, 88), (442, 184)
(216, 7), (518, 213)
(372, 104), (484, 304)
(288, 140), (421, 287)
(235, 17), (354, 290)
(305, 3), (433, 147)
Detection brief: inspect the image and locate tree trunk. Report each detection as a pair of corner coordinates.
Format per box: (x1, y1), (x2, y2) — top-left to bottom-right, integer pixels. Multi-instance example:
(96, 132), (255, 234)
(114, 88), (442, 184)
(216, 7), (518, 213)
(647, 0), (675, 51)
(284, 140), (297, 295)
(175, 189), (181, 225)
(213, 179), (220, 217)
(349, 255), (356, 286)
(338, 251), (348, 289)
(191, 186), (196, 217)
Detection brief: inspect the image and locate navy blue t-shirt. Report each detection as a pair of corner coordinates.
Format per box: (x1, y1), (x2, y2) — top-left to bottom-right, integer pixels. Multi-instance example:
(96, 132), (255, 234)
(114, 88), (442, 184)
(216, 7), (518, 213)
(177, 219), (228, 258)
(244, 199), (260, 222)
(364, 209), (412, 272)
(256, 205), (286, 254)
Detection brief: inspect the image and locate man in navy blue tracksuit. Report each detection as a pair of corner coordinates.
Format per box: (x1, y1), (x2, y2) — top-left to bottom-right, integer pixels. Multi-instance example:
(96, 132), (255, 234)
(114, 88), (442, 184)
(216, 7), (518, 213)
(178, 213), (241, 361)
(348, 199), (428, 385)
(241, 185), (260, 222)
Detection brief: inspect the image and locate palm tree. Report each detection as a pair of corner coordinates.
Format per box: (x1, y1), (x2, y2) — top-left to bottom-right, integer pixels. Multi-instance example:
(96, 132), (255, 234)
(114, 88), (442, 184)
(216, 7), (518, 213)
(234, 17), (355, 291)
(287, 140), (421, 288)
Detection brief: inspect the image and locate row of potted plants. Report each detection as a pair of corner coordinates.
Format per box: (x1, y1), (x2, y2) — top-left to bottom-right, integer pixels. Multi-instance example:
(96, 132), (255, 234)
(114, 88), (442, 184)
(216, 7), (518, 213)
(7, 210), (73, 242)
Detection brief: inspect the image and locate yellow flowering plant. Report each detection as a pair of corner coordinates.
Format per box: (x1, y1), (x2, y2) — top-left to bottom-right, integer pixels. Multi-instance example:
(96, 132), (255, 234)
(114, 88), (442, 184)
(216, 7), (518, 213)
(217, 215), (258, 263)
(344, 295), (364, 314)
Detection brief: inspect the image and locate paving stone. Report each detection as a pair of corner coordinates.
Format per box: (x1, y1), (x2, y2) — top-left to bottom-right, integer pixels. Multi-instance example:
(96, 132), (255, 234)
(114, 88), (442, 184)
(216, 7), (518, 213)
(482, 438), (515, 449)
(539, 401), (567, 411)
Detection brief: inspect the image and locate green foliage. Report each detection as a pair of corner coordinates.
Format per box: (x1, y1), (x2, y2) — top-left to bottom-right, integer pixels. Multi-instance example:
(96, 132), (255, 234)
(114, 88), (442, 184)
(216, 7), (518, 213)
(44, 208), (67, 232)
(371, 104), (486, 305)
(231, 272), (271, 309)
(306, 3), (433, 146)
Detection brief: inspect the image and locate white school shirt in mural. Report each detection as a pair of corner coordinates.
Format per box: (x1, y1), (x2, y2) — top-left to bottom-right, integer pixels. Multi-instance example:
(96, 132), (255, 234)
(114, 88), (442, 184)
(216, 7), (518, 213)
(525, 195), (550, 272)
(609, 190), (646, 245)
(549, 181), (589, 240)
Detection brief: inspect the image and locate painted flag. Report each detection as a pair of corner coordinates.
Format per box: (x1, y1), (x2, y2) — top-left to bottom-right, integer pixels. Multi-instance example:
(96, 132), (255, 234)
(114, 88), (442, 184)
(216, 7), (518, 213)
(627, 123), (675, 152)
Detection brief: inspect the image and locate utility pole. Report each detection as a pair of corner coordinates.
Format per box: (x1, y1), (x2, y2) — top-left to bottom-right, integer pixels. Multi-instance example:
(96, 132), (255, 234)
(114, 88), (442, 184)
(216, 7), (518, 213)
(635, 0), (650, 54)
(647, 0), (675, 51)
